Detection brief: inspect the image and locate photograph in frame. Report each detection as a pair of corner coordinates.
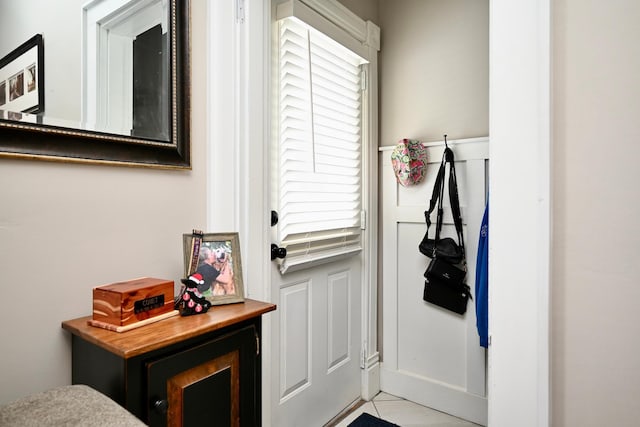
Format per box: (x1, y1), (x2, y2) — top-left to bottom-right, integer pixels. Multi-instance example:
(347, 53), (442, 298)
(0, 34), (44, 115)
(0, 81), (6, 106)
(183, 232), (245, 306)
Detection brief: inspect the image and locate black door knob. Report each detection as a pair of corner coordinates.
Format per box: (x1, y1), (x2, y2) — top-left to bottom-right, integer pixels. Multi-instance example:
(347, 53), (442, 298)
(271, 210), (279, 226)
(153, 399), (168, 414)
(271, 244), (287, 260)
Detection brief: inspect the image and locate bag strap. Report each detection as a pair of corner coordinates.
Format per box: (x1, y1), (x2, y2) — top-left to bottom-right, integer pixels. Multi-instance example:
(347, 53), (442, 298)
(424, 154), (446, 231)
(423, 145), (447, 258)
(423, 137), (466, 258)
(434, 153), (447, 245)
(445, 147), (465, 256)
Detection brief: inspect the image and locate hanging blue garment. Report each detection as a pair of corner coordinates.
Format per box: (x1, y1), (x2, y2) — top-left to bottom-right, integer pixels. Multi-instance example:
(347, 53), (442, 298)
(475, 201), (489, 348)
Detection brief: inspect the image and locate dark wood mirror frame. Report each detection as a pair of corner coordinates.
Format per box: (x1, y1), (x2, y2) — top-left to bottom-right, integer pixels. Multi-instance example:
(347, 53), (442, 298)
(0, 0), (190, 169)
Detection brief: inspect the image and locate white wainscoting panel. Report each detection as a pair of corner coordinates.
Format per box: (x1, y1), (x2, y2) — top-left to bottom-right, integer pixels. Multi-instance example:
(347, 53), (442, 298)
(397, 222), (468, 386)
(380, 138), (489, 426)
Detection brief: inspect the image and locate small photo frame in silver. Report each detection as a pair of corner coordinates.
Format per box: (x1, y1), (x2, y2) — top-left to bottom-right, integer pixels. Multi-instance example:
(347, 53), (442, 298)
(183, 231), (245, 305)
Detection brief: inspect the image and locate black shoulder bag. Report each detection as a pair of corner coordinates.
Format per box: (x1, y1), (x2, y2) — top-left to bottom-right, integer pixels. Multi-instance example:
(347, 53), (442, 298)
(418, 144), (464, 263)
(419, 143), (471, 315)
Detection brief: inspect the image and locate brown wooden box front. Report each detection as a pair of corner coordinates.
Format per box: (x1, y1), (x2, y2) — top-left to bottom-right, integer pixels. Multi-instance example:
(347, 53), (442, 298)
(93, 277), (174, 326)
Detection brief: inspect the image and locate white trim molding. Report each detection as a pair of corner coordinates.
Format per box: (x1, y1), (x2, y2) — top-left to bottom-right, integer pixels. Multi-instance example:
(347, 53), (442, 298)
(207, 0), (241, 233)
(489, 0), (551, 426)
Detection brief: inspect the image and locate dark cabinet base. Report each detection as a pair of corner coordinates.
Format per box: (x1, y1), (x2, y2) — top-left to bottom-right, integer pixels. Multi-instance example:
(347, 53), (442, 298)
(147, 325), (257, 426)
(63, 299), (275, 427)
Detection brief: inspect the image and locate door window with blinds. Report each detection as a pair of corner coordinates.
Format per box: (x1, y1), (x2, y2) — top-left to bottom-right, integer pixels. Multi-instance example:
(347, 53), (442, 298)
(275, 17), (368, 274)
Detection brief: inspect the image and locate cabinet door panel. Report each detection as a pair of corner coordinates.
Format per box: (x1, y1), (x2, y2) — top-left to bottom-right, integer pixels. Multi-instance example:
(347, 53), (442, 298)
(168, 351), (239, 426)
(147, 325), (256, 427)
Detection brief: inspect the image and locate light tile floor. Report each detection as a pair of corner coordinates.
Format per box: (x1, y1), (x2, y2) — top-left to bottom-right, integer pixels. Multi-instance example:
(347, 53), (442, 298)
(331, 393), (483, 427)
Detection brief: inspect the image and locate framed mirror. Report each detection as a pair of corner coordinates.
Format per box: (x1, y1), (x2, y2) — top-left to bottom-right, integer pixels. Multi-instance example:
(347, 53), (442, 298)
(0, 0), (190, 169)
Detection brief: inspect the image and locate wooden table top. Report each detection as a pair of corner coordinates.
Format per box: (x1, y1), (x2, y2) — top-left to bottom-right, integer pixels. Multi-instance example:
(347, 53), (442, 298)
(62, 299), (276, 359)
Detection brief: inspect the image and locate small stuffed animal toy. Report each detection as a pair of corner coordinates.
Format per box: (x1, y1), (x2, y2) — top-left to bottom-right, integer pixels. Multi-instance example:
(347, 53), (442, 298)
(176, 273), (212, 316)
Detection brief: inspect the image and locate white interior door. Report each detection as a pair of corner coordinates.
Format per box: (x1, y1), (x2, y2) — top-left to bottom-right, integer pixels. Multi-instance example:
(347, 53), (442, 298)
(268, 3), (379, 425)
(380, 138), (489, 426)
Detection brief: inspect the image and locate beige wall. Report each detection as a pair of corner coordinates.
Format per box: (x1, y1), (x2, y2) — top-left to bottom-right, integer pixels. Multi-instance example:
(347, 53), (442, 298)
(552, 0), (640, 425)
(378, 0), (488, 146)
(338, 0), (379, 23)
(0, 2), (208, 404)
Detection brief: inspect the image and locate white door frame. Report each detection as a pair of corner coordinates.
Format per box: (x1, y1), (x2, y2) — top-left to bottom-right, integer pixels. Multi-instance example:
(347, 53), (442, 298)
(82, 0), (167, 133)
(206, 0), (551, 426)
(488, 0), (550, 426)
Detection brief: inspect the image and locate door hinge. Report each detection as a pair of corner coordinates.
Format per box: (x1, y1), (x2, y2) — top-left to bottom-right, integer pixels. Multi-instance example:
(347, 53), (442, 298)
(255, 331), (260, 356)
(360, 210), (367, 230)
(236, 0), (245, 23)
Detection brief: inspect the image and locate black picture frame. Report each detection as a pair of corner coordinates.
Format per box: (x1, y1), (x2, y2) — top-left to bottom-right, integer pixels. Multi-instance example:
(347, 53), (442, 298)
(0, 34), (44, 115)
(0, 0), (190, 169)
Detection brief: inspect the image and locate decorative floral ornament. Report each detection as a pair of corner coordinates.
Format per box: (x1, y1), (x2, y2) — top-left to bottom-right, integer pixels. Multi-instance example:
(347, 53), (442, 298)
(390, 138), (427, 186)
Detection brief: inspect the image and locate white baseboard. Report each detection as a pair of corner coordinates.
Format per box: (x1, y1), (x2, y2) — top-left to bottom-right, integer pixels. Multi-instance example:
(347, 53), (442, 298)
(361, 354), (380, 400)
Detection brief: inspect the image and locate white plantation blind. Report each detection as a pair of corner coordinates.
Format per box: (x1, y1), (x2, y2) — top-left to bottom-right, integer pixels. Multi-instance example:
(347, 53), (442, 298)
(277, 17), (366, 273)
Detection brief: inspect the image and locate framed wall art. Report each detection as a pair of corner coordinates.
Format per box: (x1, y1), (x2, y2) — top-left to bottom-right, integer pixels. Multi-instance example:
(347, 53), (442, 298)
(0, 34), (44, 114)
(183, 231), (245, 305)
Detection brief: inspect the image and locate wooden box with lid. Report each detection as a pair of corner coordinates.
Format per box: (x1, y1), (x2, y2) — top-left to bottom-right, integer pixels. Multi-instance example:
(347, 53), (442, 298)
(92, 277), (174, 327)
